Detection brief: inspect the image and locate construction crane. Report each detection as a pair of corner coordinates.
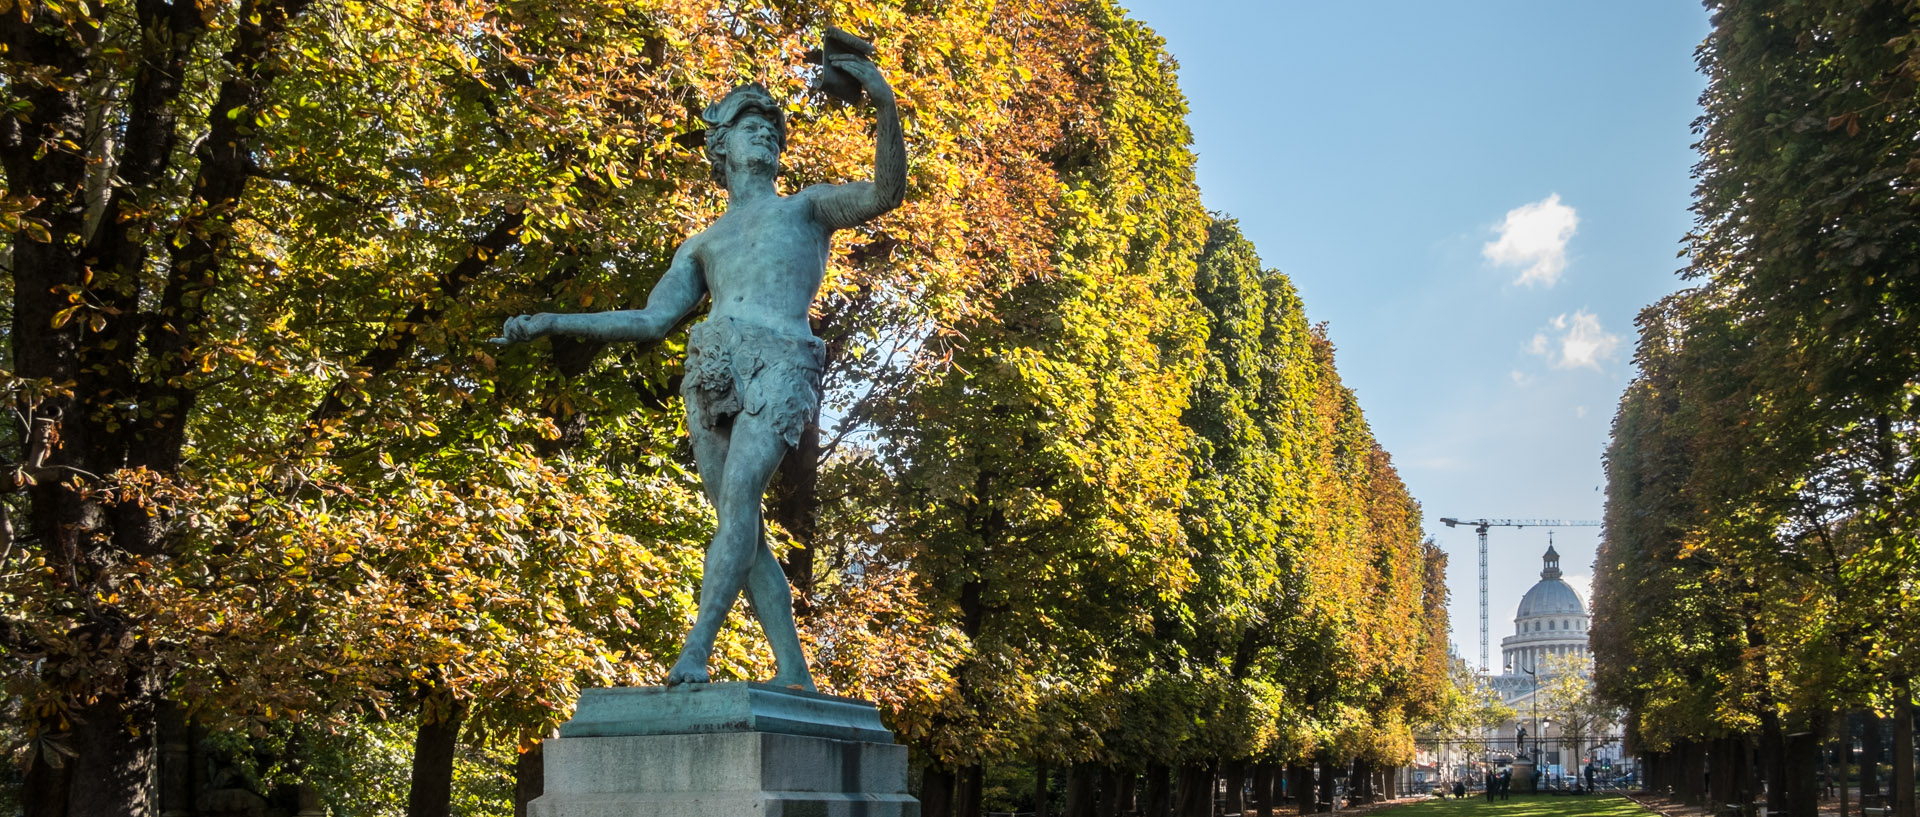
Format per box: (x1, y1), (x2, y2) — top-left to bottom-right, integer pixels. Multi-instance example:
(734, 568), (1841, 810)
(1438, 517), (1601, 673)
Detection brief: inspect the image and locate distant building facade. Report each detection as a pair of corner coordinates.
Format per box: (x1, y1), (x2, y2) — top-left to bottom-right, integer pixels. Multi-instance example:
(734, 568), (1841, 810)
(1485, 544), (1628, 782)
(1490, 544), (1588, 699)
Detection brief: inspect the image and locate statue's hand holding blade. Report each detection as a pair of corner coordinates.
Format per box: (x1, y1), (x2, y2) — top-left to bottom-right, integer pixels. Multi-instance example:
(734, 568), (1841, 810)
(807, 27), (879, 105)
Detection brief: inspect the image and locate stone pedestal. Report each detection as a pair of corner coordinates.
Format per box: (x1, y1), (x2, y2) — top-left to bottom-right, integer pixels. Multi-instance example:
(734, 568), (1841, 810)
(530, 682), (918, 817)
(1512, 759), (1537, 794)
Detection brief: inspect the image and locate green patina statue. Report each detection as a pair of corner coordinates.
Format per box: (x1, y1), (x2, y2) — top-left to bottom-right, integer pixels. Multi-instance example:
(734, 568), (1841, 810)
(498, 51), (903, 690)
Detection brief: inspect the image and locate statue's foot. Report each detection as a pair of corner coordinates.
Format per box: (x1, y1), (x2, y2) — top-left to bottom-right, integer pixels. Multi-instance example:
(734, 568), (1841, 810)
(769, 671), (817, 693)
(665, 655), (711, 686)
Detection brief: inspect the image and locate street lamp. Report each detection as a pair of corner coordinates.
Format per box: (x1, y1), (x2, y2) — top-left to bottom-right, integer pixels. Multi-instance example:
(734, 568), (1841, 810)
(1541, 719), (1553, 782)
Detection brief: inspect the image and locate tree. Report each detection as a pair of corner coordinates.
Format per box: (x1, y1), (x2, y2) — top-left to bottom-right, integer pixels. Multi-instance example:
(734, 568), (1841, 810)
(1686, 3), (1920, 810)
(1, 1), (1459, 813)
(865, 5), (1212, 813)
(1416, 656), (1514, 787)
(1536, 653), (1620, 776)
(0, 0), (1164, 813)
(1593, 293), (1771, 807)
(1592, 2), (1920, 813)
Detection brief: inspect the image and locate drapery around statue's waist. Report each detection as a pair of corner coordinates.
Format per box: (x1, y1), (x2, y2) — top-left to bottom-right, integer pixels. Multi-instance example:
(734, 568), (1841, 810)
(683, 317), (825, 448)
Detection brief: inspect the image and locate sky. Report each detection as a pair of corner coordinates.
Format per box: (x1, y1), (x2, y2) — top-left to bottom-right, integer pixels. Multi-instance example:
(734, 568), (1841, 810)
(1115, 1), (1714, 672)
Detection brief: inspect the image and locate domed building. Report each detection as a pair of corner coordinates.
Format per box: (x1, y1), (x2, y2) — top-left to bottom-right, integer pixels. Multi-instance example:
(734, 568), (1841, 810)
(1490, 544), (1590, 700)
(1475, 543), (1629, 784)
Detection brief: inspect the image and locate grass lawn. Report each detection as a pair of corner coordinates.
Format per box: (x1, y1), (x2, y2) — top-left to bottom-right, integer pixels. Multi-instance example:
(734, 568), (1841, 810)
(1371, 793), (1657, 817)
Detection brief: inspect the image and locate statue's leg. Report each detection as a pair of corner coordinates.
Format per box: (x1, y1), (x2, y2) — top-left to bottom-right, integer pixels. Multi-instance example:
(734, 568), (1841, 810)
(747, 540), (815, 690)
(666, 419), (733, 685)
(665, 411), (788, 685)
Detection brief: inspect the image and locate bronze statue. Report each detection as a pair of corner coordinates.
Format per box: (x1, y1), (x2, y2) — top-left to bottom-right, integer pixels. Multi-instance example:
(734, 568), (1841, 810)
(498, 49), (903, 690)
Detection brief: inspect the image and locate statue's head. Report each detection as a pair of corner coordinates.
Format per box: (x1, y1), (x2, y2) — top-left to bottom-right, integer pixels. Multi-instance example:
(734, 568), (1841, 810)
(703, 83), (787, 188)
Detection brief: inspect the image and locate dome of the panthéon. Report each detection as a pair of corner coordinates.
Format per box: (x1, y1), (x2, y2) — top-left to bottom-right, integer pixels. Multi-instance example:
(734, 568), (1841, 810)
(1515, 544), (1586, 617)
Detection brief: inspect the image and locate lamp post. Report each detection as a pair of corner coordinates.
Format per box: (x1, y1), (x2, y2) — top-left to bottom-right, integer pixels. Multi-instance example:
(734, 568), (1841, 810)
(1541, 719), (1553, 784)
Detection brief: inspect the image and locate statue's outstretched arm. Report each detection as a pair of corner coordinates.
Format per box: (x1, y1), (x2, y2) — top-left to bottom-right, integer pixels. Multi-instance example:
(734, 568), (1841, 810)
(497, 242), (705, 344)
(808, 55), (905, 230)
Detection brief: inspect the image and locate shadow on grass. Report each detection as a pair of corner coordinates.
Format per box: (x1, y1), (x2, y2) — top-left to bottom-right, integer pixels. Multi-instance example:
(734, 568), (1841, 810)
(1370, 794), (1656, 817)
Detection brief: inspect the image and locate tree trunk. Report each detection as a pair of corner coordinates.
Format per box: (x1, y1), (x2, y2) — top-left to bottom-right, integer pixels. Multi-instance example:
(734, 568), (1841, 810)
(157, 701), (193, 817)
(4, 1), (317, 813)
(1710, 736), (1735, 806)
(1035, 762), (1050, 817)
(1116, 770), (1137, 817)
(1174, 762), (1213, 817)
(1734, 733), (1758, 809)
(1349, 759), (1370, 804)
(1250, 764), (1272, 817)
(922, 766), (956, 817)
(1315, 760), (1336, 814)
(1095, 766), (1120, 817)
(513, 743), (544, 817)
(1837, 721), (1851, 817)
(22, 733), (73, 817)
(406, 696), (466, 817)
(1145, 763), (1172, 817)
(1066, 764), (1097, 817)
(1704, 740), (1720, 805)
(1221, 760), (1244, 815)
(1763, 717), (1789, 815)
(955, 765), (984, 817)
(1787, 729), (1820, 817)
(1292, 765), (1314, 815)
(1685, 744), (1699, 799)
(1894, 690), (1915, 817)
(1866, 711), (1886, 801)
(66, 684), (158, 817)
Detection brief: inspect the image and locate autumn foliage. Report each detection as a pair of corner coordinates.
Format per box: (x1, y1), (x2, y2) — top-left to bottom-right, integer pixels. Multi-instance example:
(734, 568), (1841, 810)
(0, 0), (1447, 814)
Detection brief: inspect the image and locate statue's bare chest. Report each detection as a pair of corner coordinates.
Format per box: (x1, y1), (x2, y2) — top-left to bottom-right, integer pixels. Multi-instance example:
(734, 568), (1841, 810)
(693, 196), (831, 285)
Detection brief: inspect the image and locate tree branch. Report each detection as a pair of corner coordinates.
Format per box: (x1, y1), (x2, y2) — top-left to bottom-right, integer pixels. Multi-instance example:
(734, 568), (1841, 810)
(78, 0), (213, 466)
(247, 162), (369, 205)
(134, 0), (317, 474)
(287, 209), (525, 448)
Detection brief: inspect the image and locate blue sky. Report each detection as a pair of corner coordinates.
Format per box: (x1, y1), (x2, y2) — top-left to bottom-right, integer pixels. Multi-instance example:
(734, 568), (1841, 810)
(1117, 1), (1713, 671)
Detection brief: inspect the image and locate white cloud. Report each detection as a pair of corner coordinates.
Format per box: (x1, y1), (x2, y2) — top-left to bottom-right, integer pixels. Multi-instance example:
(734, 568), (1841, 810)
(1484, 194), (1579, 287)
(1575, 405), (1588, 418)
(1527, 310), (1621, 371)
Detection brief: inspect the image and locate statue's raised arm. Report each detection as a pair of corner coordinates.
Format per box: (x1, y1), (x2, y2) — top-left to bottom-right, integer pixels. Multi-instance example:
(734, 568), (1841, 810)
(805, 54), (906, 231)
